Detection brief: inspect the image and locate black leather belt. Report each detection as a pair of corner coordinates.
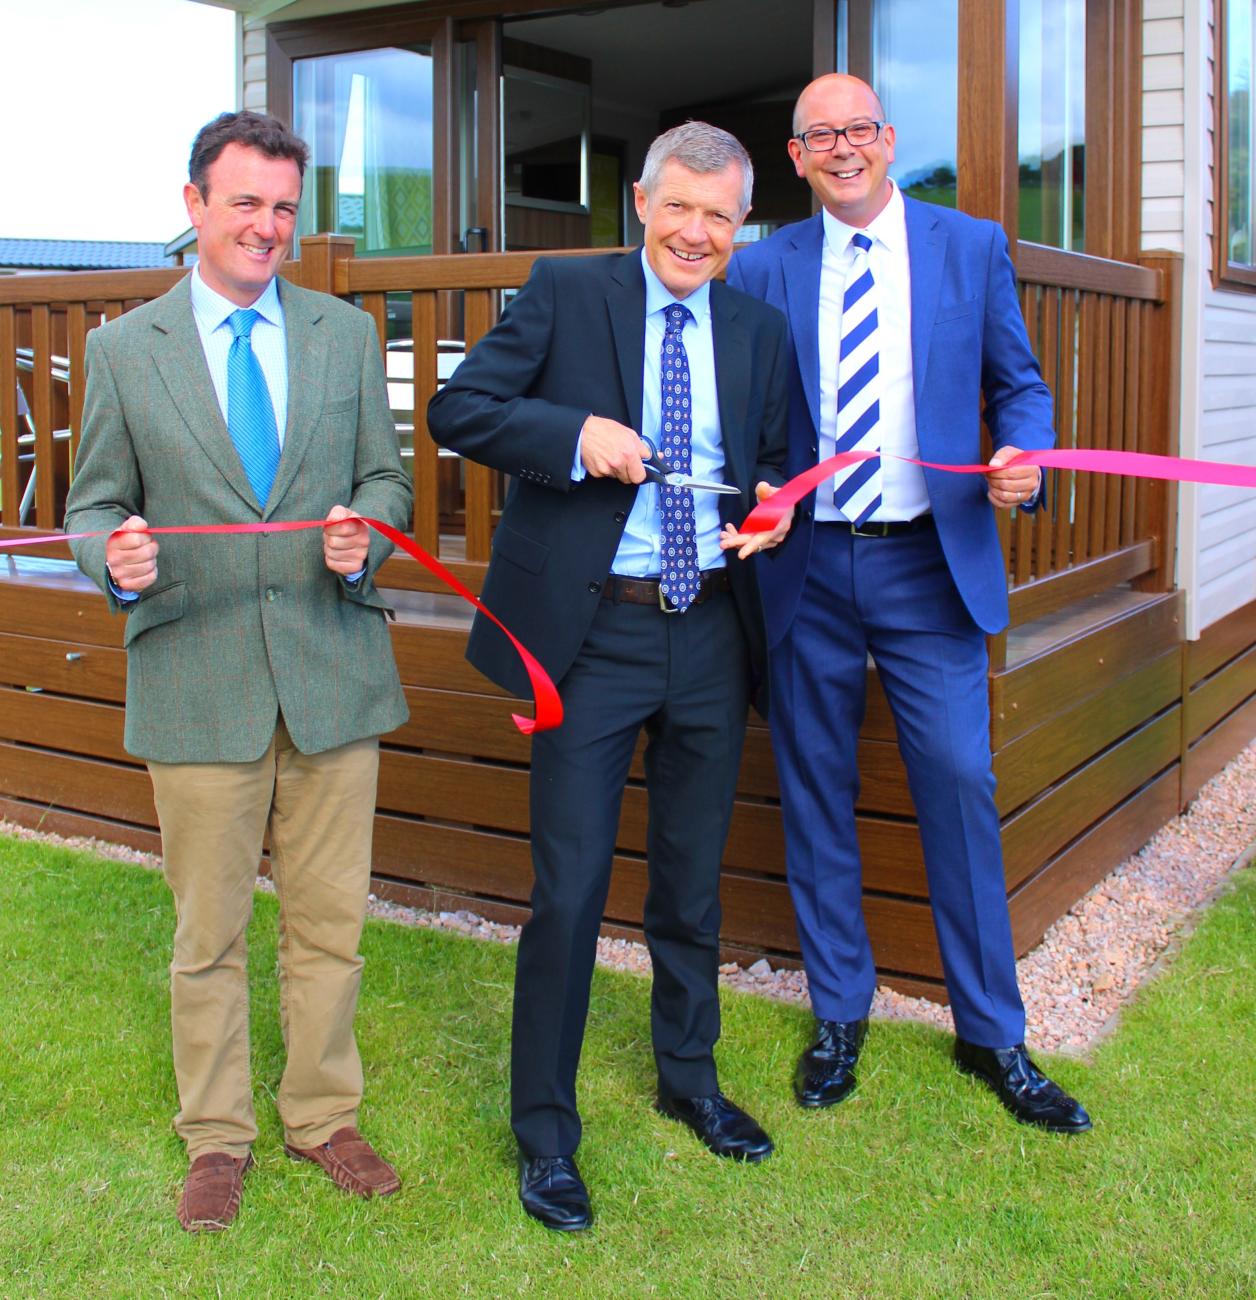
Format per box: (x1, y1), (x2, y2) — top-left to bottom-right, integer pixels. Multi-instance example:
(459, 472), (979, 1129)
(602, 568), (731, 611)
(818, 514), (935, 538)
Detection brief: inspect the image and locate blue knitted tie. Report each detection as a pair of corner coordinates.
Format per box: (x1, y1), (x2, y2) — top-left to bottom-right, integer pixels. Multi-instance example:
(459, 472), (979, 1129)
(658, 303), (700, 612)
(226, 309), (280, 508)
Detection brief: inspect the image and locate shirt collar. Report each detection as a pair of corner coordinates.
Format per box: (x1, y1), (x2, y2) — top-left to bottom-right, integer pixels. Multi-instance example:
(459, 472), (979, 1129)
(640, 247), (712, 323)
(190, 264), (284, 332)
(822, 178), (906, 258)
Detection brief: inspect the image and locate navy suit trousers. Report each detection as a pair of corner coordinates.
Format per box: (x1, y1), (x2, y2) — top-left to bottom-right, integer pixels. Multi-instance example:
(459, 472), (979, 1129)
(768, 523), (1026, 1046)
(512, 589), (750, 1157)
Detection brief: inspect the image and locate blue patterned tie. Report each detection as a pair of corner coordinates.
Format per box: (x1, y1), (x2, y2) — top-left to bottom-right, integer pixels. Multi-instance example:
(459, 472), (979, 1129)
(832, 232), (882, 525)
(658, 303), (700, 612)
(226, 309), (280, 508)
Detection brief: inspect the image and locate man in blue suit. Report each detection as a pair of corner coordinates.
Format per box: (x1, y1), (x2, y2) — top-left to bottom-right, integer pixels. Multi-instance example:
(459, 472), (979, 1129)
(726, 74), (1090, 1132)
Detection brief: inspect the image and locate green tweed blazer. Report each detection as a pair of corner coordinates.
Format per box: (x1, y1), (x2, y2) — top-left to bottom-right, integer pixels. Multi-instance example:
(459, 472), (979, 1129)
(65, 275), (412, 763)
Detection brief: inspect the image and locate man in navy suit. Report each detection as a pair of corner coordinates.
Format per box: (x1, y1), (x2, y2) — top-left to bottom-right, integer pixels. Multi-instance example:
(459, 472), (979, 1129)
(726, 74), (1090, 1133)
(429, 122), (791, 1230)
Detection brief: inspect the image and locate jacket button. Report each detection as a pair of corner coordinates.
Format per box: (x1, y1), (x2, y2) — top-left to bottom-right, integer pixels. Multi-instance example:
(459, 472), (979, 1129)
(613, 511), (626, 523)
(810, 444), (818, 456)
(588, 580), (602, 594)
(265, 588), (278, 601)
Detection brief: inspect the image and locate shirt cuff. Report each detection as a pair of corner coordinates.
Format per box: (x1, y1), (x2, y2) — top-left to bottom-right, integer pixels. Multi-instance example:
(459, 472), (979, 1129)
(571, 426), (588, 483)
(106, 567), (140, 604)
(344, 567), (367, 588)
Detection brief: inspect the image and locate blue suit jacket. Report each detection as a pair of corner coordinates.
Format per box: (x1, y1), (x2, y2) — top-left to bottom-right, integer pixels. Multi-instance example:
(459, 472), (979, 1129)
(728, 197), (1055, 638)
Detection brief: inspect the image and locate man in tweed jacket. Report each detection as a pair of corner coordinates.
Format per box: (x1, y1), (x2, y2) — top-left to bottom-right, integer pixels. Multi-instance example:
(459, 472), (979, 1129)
(64, 112), (412, 1231)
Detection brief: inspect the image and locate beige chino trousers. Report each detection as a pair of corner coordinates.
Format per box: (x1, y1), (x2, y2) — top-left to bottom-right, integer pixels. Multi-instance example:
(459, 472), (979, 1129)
(148, 720), (379, 1160)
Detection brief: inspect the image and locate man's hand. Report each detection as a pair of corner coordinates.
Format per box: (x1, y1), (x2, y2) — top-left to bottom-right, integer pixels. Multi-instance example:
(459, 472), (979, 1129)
(105, 515), (158, 592)
(580, 415), (651, 484)
(986, 446), (1042, 509)
(719, 482), (794, 559)
(323, 504), (370, 575)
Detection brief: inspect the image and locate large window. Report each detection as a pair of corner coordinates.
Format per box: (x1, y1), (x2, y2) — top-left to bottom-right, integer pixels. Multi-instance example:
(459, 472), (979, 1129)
(1018, 0), (1086, 251)
(837, 0), (959, 209)
(293, 45), (435, 257)
(1218, 0), (1256, 288)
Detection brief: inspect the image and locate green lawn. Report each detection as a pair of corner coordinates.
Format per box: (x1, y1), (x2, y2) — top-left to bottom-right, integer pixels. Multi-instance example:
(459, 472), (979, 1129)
(1, 835), (1252, 1299)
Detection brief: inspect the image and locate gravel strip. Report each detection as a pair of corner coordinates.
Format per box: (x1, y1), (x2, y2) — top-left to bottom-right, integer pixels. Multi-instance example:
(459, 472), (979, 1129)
(5, 742), (1253, 1054)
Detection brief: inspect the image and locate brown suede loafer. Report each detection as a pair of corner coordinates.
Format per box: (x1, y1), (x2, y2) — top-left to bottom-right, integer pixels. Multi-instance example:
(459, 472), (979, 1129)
(284, 1126), (401, 1198)
(177, 1152), (254, 1233)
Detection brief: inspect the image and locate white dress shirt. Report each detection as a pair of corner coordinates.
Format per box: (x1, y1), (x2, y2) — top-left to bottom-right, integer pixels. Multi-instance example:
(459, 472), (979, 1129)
(816, 181), (930, 523)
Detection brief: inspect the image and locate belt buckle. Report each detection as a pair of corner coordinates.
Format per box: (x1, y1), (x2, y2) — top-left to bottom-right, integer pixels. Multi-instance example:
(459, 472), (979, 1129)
(658, 584), (680, 613)
(849, 521), (886, 538)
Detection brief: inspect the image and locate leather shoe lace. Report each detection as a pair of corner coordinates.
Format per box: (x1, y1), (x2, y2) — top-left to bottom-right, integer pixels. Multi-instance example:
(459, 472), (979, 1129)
(795, 1017), (868, 1108)
(656, 1091), (774, 1162)
(519, 1154), (592, 1232)
(955, 1039), (1092, 1134)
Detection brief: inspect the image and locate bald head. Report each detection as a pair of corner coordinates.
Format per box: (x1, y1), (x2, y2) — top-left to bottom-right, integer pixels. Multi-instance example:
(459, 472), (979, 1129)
(786, 73), (895, 228)
(793, 74), (885, 136)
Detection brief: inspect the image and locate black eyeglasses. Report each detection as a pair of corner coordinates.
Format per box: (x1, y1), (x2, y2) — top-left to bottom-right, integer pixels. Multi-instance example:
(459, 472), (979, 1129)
(795, 121), (885, 152)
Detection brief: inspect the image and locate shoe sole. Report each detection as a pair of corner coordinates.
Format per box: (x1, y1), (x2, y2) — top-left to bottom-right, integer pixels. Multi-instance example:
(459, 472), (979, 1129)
(955, 1060), (1094, 1134)
(794, 1080), (857, 1109)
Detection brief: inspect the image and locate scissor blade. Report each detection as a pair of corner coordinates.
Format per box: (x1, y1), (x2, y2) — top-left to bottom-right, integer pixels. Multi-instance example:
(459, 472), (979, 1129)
(674, 477), (740, 495)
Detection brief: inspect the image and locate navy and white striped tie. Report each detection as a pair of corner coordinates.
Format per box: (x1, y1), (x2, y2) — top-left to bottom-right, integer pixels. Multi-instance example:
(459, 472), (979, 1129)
(226, 308), (281, 508)
(832, 232), (882, 526)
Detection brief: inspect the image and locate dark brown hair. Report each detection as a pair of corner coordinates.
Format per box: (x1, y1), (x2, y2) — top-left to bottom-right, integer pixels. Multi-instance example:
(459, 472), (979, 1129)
(188, 111), (310, 198)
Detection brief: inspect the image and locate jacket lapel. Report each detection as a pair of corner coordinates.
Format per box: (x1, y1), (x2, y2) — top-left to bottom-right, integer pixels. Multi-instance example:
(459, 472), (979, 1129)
(149, 277), (259, 514)
(905, 196), (947, 410)
(607, 250), (647, 432)
(710, 280), (749, 492)
(265, 279), (327, 517)
(782, 214), (824, 434)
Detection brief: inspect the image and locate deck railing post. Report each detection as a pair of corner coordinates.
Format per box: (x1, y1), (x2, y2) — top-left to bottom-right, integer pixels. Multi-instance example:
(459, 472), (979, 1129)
(293, 233), (358, 298)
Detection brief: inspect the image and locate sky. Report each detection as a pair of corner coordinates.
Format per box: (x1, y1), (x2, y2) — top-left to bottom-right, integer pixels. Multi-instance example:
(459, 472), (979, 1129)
(3, 0), (237, 243)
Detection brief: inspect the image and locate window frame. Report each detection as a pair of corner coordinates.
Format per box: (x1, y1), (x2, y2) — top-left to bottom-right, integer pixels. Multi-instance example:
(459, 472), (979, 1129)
(1214, 0), (1256, 290)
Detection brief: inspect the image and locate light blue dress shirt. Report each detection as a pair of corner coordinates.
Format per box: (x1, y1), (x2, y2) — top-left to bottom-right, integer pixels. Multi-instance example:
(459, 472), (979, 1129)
(573, 249), (729, 576)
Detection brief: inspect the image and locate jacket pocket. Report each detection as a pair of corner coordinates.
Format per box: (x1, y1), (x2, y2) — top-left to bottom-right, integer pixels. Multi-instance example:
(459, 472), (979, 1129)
(934, 297), (978, 324)
(123, 581), (187, 647)
(323, 394), (358, 415)
(492, 522), (549, 575)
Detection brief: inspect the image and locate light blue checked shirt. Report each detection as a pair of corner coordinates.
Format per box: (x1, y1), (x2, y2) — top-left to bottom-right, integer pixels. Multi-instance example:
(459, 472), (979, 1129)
(189, 266), (288, 446)
(571, 248), (728, 576)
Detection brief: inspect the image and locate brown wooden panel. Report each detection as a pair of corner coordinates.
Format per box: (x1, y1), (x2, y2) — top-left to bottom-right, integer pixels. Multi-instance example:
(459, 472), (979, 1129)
(1009, 768), (1179, 955)
(993, 649), (1180, 814)
(0, 743), (156, 826)
(0, 575), (122, 645)
(1014, 243), (1161, 300)
(1185, 644), (1256, 745)
(0, 796), (162, 857)
(1008, 541), (1154, 628)
(0, 268), (186, 306)
(1001, 708), (1180, 892)
(0, 689), (128, 762)
(1051, 289), (1078, 574)
(1183, 690), (1256, 806)
(0, 632), (126, 700)
(992, 591), (1183, 746)
(0, 305), (18, 527)
(1185, 597), (1256, 685)
(410, 291), (440, 556)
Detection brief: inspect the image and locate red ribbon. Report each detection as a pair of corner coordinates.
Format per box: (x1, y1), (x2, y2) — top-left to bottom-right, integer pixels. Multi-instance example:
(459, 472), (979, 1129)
(0, 516), (563, 736)
(739, 446), (1256, 534)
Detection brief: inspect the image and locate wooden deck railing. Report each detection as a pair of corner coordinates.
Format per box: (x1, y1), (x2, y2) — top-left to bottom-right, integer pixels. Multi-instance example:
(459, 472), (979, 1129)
(1, 234), (1181, 617)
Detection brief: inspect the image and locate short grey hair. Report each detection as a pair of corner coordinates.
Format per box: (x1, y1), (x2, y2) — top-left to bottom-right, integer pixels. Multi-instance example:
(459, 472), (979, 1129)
(638, 121), (754, 219)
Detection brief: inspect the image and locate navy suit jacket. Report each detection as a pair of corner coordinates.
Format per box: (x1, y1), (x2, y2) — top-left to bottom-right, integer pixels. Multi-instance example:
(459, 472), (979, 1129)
(427, 250), (790, 701)
(728, 197), (1055, 638)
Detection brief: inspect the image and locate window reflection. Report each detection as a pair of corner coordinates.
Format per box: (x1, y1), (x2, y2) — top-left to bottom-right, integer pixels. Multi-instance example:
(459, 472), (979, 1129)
(1226, 1), (1254, 266)
(293, 46), (434, 256)
(1019, 0), (1086, 251)
(838, 0), (959, 209)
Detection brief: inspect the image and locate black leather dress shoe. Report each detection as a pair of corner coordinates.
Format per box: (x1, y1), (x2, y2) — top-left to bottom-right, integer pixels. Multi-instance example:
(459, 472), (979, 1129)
(656, 1091), (774, 1162)
(954, 1039), (1093, 1134)
(794, 1017), (868, 1108)
(518, 1154), (592, 1231)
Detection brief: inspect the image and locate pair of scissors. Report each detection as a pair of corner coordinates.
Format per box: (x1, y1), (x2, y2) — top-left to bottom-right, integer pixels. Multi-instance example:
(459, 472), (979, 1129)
(639, 436), (740, 495)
